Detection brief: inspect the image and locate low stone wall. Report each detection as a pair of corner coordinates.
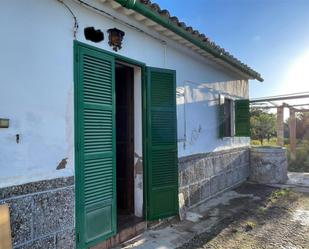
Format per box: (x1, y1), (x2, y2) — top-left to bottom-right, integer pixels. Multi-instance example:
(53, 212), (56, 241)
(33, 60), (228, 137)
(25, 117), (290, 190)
(250, 147), (288, 184)
(1, 147), (250, 248)
(178, 147), (250, 209)
(0, 177), (75, 249)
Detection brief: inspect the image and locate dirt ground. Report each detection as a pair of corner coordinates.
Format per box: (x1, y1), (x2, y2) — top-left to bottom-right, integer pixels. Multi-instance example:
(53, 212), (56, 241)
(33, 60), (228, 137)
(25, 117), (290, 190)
(177, 184), (309, 249)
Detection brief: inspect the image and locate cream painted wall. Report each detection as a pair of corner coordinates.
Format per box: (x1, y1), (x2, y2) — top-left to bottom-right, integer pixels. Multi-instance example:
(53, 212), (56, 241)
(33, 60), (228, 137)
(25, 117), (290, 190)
(0, 0), (250, 187)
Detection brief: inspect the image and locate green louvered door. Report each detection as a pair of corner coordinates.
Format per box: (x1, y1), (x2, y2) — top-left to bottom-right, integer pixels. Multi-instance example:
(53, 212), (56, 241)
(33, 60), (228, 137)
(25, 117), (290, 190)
(235, 99), (250, 136)
(74, 43), (116, 249)
(146, 67), (178, 220)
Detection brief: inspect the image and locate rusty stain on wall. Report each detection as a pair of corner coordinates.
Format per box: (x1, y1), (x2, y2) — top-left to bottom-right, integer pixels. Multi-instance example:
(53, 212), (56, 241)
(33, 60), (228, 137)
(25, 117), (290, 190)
(56, 158), (68, 170)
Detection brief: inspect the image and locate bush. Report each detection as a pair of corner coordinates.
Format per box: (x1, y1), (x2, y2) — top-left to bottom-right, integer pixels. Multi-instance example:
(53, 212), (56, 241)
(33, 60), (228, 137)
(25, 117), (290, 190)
(250, 138), (277, 147)
(251, 140), (261, 146)
(287, 139), (309, 172)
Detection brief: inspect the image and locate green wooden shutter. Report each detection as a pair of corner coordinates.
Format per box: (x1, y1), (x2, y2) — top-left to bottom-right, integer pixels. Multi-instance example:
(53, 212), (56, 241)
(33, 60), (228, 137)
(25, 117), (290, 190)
(218, 95), (225, 138)
(146, 67), (178, 220)
(74, 43), (116, 249)
(235, 99), (250, 137)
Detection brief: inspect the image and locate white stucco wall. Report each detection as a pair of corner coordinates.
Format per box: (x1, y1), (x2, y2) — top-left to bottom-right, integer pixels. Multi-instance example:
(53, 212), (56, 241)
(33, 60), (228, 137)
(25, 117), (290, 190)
(0, 0), (250, 187)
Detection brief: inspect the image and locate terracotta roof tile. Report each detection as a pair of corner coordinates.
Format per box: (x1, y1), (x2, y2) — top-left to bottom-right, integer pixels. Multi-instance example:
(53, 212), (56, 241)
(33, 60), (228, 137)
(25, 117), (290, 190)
(135, 0), (263, 81)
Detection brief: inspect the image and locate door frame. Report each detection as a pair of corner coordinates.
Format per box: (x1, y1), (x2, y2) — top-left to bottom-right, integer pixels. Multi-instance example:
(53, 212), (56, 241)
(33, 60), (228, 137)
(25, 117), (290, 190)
(74, 41), (149, 248)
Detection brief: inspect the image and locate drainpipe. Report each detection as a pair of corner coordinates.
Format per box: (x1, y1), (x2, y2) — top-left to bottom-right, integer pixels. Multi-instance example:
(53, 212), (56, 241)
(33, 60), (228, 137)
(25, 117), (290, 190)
(115, 0), (137, 9)
(113, 0), (263, 82)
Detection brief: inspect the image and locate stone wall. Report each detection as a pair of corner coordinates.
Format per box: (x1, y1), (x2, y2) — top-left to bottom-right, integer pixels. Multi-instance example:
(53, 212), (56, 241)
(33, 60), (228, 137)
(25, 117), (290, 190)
(0, 147), (250, 248)
(0, 177), (75, 249)
(250, 147), (288, 184)
(179, 147), (250, 209)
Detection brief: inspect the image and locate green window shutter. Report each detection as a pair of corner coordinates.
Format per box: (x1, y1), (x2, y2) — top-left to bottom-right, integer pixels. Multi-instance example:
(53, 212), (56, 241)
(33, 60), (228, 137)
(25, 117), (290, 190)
(75, 43), (116, 249)
(146, 67), (178, 221)
(218, 95), (225, 138)
(235, 99), (250, 137)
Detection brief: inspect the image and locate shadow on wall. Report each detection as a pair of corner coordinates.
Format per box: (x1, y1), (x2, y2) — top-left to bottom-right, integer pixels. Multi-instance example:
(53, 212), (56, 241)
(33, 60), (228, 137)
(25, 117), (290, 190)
(176, 79), (249, 155)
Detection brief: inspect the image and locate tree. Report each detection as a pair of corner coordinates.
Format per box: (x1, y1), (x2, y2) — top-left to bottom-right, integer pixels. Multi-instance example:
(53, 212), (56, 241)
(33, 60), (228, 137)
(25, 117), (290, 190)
(285, 112), (309, 140)
(250, 108), (276, 144)
(297, 113), (309, 140)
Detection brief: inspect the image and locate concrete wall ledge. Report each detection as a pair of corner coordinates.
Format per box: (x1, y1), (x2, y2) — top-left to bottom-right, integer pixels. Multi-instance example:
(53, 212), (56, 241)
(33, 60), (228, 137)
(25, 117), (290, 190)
(250, 146), (286, 153)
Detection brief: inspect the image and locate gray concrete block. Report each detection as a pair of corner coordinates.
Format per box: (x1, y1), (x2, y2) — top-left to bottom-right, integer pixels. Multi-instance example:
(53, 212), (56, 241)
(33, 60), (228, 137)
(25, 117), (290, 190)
(211, 174), (227, 195)
(189, 183), (201, 206)
(193, 160), (205, 182)
(182, 167), (194, 186)
(218, 174), (226, 191)
(56, 228), (75, 249)
(16, 236), (55, 249)
(213, 157), (224, 175)
(203, 158), (214, 178)
(231, 153), (242, 169)
(200, 179), (210, 201)
(238, 166), (249, 182)
(221, 155), (232, 172)
(232, 170), (239, 185)
(33, 187), (74, 238)
(225, 170), (234, 187)
(210, 175), (220, 196)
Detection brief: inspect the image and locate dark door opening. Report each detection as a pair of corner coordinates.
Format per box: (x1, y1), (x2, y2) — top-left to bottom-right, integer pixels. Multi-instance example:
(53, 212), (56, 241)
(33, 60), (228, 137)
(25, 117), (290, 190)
(115, 63), (138, 229)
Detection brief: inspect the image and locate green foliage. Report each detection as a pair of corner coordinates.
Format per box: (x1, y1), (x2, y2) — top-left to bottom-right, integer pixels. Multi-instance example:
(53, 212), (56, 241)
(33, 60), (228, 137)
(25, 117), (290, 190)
(251, 140), (261, 146)
(271, 188), (291, 199)
(250, 108), (309, 172)
(287, 139), (309, 172)
(285, 113), (309, 140)
(250, 108), (276, 144)
(251, 138), (278, 147)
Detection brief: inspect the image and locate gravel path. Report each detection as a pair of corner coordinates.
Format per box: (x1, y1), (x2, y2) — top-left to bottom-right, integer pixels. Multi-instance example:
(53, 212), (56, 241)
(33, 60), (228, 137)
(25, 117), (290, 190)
(177, 185), (309, 249)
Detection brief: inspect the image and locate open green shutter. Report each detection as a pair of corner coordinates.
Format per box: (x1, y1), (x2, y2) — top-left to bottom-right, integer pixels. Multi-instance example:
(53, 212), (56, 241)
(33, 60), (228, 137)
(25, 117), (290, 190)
(75, 43), (116, 248)
(218, 95), (225, 138)
(146, 67), (178, 220)
(235, 99), (250, 137)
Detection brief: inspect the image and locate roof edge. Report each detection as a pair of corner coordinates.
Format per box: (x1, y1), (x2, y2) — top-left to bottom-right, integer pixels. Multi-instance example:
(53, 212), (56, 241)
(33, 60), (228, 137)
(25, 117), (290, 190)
(114, 0), (264, 82)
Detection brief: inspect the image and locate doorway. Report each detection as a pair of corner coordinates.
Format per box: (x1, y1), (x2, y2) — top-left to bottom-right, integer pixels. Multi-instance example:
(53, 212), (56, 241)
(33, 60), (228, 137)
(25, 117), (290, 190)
(115, 62), (142, 230)
(74, 41), (178, 249)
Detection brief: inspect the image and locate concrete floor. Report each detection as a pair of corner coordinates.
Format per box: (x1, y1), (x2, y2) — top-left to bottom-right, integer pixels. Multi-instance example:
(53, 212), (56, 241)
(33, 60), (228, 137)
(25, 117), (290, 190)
(115, 174), (309, 249)
(287, 172), (309, 187)
(116, 190), (256, 249)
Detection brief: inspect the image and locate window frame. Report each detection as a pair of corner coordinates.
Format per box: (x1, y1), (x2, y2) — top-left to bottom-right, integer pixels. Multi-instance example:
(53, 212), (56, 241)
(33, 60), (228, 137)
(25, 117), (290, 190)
(219, 95), (236, 138)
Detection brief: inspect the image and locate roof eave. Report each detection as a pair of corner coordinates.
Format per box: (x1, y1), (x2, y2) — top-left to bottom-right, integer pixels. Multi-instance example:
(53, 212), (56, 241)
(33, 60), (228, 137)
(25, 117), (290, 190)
(113, 0), (264, 82)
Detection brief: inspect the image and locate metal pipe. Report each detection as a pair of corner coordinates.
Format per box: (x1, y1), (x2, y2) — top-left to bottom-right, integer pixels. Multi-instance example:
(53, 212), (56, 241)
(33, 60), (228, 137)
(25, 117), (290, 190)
(250, 94), (309, 103)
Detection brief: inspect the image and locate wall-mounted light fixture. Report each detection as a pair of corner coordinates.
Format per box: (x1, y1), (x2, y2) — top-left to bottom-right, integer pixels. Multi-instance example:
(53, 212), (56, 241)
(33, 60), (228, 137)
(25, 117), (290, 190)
(0, 118), (9, 128)
(84, 27), (104, 43)
(107, 28), (125, 52)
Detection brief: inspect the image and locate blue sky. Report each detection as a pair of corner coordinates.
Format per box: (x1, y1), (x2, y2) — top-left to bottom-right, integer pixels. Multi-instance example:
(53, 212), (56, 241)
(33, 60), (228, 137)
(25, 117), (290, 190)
(155, 0), (309, 98)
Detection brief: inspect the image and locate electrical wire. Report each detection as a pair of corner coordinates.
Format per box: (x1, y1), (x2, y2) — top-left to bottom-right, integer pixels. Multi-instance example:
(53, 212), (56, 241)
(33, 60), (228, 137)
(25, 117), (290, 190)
(73, 0), (166, 45)
(57, 0), (79, 38)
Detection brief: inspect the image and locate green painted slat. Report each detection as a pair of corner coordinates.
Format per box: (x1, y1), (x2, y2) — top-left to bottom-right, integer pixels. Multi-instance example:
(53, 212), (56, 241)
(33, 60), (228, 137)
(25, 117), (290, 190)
(146, 67), (178, 221)
(235, 99), (250, 137)
(74, 43), (116, 249)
